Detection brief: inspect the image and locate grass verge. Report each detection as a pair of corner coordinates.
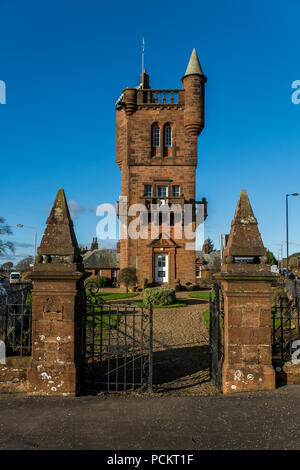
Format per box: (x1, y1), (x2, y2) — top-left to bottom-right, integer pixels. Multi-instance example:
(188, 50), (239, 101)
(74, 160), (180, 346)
(188, 290), (212, 301)
(87, 292), (139, 301)
(86, 309), (119, 330)
(202, 309), (210, 327)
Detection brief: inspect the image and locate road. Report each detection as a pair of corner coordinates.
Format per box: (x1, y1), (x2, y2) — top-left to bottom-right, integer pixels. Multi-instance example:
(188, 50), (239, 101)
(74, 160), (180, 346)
(0, 386), (300, 450)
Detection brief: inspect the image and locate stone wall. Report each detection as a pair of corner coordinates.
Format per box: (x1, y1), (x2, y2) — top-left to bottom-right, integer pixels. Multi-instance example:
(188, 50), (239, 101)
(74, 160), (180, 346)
(0, 357), (30, 393)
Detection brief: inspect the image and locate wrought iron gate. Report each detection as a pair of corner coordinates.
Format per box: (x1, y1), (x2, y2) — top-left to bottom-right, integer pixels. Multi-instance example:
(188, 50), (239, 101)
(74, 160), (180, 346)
(0, 284), (32, 357)
(84, 288), (153, 394)
(209, 283), (224, 390)
(272, 297), (300, 363)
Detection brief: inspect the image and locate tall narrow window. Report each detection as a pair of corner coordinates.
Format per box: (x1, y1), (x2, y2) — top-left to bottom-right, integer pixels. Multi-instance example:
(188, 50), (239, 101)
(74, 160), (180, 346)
(157, 186), (168, 197)
(172, 185), (180, 197)
(152, 126), (160, 147)
(144, 185), (152, 197)
(165, 126), (172, 147)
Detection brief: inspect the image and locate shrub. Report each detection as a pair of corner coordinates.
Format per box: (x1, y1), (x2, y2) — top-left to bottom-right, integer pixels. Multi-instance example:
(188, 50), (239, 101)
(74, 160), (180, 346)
(198, 278), (214, 289)
(119, 267), (138, 292)
(143, 287), (176, 306)
(271, 286), (290, 307)
(186, 283), (200, 292)
(84, 275), (112, 290)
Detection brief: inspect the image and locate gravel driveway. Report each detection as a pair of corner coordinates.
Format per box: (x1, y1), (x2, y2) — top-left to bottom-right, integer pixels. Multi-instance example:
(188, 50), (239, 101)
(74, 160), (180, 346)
(150, 292), (217, 395)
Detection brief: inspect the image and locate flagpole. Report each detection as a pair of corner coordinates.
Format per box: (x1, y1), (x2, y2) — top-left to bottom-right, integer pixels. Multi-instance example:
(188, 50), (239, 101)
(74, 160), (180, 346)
(142, 37), (145, 88)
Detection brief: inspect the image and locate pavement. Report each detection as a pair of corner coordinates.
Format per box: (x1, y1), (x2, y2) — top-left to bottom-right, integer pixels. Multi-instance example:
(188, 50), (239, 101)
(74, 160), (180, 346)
(0, 385), (300, 450)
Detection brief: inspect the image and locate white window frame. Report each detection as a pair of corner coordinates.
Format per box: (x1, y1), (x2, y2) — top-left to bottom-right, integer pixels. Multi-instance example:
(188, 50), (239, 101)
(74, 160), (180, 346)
(172, 185), (180, 197)
(165, 126), (172, 147)
(144, 185), (153, 197)
(152, 126), (160, 147)
(157, 186), (168, 197)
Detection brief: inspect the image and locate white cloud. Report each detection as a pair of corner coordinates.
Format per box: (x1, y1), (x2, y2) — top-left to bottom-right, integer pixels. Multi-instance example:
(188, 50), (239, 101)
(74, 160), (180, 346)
(14, 242), (34, 248)
(68, 200), (87, 220)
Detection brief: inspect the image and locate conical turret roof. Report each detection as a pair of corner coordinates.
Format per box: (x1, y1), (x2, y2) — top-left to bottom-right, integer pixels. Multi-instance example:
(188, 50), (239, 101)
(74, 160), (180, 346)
(184, 48), (204, 77)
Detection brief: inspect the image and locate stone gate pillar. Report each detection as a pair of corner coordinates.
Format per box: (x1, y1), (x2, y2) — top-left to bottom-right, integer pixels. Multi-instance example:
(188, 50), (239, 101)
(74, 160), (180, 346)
(217, 190), (276, 394)
(27, 188), (89, 396)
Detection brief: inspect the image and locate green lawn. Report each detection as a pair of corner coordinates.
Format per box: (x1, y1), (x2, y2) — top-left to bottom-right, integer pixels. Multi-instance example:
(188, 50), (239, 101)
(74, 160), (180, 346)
(188, 290), (213, 300)
(202, 309), (210, 327)
(86, 309), (119, 330)
(133, 300), (189, 309)
(86, 292), (139, 331)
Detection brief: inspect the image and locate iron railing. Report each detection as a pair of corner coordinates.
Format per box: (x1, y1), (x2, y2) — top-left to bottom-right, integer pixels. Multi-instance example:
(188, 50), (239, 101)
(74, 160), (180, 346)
(209, 283), (224, 390)
(84, 287), (153, 394)
(0, 285), (32, 357)
(272, 297), (300, 362)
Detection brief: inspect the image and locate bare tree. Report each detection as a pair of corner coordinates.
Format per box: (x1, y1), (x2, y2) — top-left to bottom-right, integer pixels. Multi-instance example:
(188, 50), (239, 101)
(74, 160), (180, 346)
(15, 256), (34, 273)
(0, 261), (14, 273)
(0, 217), (14, 255)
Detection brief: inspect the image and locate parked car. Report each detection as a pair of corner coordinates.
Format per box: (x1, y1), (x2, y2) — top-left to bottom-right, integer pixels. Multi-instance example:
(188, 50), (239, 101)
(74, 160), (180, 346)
(9, 272), (21, 284)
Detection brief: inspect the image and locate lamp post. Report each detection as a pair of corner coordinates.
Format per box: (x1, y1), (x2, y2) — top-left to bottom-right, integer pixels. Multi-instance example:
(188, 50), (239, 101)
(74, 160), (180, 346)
(16, 224), (37, 263)
(286, 193), (299, 271)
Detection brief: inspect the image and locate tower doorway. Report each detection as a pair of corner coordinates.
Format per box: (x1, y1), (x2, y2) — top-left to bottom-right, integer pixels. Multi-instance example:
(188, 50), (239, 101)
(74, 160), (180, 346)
(155, 254), (168, 283)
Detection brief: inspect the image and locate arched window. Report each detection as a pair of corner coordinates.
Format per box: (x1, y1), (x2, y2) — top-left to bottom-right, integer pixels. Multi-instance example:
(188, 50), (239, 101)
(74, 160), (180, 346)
(164, 126), (172, 147)
(152, 125), (160, 147)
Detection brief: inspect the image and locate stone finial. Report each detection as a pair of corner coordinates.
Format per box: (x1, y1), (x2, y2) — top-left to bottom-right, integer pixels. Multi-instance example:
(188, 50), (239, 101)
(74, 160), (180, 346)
(184, 48), (204, 77)
(223, 190), (266, 258)
(38, 188), (79, 257)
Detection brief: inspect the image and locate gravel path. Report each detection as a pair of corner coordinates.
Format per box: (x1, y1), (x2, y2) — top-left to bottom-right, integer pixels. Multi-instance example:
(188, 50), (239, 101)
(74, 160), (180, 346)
(151, 292), (218, 396)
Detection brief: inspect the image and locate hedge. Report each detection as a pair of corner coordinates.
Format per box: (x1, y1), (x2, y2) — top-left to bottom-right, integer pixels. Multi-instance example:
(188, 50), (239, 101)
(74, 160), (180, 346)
(143, 287), (176, 306)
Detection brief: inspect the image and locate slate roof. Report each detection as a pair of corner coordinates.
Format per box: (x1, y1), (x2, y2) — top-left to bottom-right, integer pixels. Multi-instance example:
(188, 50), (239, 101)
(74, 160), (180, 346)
(83, 249), (120, 269)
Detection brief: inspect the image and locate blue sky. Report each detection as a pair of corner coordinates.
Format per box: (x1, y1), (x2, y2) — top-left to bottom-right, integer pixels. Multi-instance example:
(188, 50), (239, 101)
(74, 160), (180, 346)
(0, 0), (300, 264)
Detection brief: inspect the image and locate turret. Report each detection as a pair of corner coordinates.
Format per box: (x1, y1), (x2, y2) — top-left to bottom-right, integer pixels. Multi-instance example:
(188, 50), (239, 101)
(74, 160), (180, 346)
(123, 87), (137, 115)
(182, 48), (207, 136)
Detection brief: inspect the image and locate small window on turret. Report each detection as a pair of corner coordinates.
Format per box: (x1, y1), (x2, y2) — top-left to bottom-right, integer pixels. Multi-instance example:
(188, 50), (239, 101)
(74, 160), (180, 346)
(165, 126), (172, 147)
(152, 126), (160, 147)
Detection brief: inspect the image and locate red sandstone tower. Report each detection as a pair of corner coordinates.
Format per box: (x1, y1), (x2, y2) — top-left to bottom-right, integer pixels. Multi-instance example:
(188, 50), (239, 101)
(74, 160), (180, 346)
(116, 49), (207, 287)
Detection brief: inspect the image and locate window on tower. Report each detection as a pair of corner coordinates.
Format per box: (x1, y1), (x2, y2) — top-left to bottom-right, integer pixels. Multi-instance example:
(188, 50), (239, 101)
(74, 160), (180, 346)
(172, 185), (180, 197)
(165, 126), (172, 147)
(152, 126), (160, 147)
(144, 185), (153, 197)
(157, 186), (168, 197)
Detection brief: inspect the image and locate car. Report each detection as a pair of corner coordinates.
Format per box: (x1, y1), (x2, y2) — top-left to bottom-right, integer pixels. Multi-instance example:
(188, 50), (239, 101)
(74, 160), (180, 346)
(9, 272), (21, 284)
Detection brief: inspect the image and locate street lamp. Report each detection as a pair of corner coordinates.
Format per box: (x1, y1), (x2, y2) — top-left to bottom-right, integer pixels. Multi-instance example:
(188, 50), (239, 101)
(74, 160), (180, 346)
(286, 193), (299, 271)
(16, 224), (37, 263)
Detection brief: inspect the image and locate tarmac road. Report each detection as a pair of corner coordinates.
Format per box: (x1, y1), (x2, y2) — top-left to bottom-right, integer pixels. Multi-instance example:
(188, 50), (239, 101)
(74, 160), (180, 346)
(0, 385), (300, 450)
